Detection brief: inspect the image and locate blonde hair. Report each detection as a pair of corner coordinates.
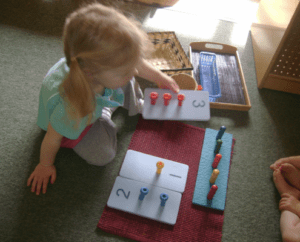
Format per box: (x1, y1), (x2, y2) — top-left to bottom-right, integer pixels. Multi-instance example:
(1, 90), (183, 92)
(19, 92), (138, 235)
(60, 2), (152, 125)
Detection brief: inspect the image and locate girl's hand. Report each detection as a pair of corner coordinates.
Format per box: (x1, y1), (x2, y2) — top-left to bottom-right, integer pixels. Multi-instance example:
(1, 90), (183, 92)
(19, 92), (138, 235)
(155, 75), (180, 94)
(27, 164), (56, 195)
(279, 193), (300, 216)
(136, 59), (180, 93)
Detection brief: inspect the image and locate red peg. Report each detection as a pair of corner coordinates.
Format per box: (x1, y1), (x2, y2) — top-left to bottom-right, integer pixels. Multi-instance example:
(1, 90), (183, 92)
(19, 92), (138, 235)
(163, 93), (172, 106)
(150, 92), (159, 105)
(212, 154), (222, 169)
(177, 94), (185, 106)
(197, 85), (203, 91)
(207, 185), (218, 200)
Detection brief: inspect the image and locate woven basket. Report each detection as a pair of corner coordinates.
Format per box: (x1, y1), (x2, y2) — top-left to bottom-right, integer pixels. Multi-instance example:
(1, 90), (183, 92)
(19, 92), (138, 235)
(138, 31), (194, 92)
(147, 31), (193, 76)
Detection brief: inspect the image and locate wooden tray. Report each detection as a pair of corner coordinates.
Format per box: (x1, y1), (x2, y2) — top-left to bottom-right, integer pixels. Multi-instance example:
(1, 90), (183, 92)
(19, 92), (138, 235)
(189, 42), (251, 111)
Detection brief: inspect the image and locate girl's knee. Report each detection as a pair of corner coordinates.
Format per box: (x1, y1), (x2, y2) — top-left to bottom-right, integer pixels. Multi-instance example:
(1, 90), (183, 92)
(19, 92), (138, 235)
(73, 139), (117, 166)
(73, 118), (118, 166)
(85, 147), (116, 166)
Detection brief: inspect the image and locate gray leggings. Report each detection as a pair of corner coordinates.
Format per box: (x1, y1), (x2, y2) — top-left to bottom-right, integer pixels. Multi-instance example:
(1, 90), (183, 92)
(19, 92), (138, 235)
(73, 79), (143, 166)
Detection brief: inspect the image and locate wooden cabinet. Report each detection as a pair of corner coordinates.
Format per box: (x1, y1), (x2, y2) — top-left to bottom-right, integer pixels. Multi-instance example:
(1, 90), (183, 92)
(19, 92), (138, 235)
(251, 0), (300, 94)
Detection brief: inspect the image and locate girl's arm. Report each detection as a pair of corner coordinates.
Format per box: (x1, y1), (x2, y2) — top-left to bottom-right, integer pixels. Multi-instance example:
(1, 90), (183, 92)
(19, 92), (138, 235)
(40, 123), (63, 166)
(27, 123), (63, 195)
(136, 59), (180, 93)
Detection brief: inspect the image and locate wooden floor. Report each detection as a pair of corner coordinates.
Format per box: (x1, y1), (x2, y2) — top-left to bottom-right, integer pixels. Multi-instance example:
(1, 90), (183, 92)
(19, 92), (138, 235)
(166, 0), (259, 24)
(253, 0), (299, 29)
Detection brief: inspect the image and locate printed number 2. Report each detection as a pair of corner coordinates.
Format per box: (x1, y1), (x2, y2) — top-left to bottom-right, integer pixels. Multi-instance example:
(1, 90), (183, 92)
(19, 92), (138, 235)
(116, 189), (130, 199)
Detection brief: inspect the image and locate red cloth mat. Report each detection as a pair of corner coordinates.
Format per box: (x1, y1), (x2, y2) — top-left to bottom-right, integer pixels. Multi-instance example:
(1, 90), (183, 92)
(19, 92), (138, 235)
(98, 117), (235, 242)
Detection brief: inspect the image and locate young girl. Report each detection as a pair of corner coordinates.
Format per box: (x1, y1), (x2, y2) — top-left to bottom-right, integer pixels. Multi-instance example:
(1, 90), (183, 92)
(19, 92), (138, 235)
(27, 3), (179, 196)
(270, 156), (300, 242)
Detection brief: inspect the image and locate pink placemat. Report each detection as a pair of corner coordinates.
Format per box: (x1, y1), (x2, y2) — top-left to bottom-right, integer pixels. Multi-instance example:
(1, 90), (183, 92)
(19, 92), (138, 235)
(98, 117), (235, 242)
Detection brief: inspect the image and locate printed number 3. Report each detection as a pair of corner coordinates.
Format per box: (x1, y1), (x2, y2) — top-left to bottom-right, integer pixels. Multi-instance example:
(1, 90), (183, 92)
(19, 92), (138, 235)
(193, 100), (205, 108)
(116, 189), (130, 199)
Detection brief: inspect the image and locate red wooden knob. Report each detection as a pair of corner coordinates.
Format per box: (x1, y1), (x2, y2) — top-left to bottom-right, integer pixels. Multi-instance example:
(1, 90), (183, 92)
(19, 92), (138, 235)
(150, 92), (159, 105)
(163, 93), (172, 106)
(177, 94), (185, 106)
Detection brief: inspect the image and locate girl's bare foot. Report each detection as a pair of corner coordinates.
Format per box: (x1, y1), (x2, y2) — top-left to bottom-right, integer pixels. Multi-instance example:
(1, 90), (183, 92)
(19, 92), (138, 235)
(279, 193), (300, 216)
(273, 169), (300, 199)
(270, 157), (286, 171)
(270, 156), (300, 171)
(280, 163), (300, 190)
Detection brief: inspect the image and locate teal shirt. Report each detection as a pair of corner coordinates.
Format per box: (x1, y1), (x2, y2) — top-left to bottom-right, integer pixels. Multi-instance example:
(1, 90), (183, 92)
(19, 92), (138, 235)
(37, 58), (124, 139)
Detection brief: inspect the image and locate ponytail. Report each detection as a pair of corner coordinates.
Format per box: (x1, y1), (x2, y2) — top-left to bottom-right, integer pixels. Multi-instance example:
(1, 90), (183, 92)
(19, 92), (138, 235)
(60, 2), (155, 128)
(60, 57), (95, 127)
